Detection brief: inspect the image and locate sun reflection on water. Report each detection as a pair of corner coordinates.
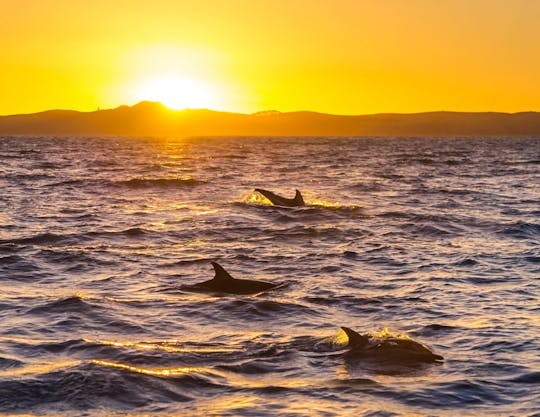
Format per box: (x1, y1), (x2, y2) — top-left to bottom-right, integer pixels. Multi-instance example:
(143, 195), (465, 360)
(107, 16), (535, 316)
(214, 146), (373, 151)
(0, 360), (81, 377)
(241, 191), (273, 205)
(84, 338), (237, 353)
(309, 198), (343, 209)
(333, 328), (351, 346)
(92, 359), (204, 377)
(369, 327), (411, 340)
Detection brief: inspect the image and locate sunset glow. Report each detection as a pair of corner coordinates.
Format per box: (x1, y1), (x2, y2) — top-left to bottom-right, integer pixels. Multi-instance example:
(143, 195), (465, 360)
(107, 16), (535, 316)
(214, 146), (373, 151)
(2, 1), (540, 115)
(130, 75), (220, 110)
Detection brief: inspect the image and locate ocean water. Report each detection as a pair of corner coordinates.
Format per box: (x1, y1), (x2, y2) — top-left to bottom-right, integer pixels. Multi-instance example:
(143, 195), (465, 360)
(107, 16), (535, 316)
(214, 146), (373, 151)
(0, 135), (539, 417)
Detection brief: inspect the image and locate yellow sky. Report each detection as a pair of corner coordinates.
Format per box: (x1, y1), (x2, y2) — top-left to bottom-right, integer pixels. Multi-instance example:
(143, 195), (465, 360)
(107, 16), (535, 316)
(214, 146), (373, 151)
(2, 0), (539, 115)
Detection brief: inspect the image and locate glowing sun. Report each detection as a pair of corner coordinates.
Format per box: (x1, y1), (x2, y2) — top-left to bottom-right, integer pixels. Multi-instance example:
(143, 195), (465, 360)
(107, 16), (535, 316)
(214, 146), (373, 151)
(134, 75), (219, 110)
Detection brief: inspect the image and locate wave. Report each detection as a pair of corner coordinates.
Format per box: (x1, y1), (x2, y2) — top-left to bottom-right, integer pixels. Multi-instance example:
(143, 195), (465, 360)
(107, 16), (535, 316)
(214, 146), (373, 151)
(0, 361), (196, 411)
(407, 224), (455, 237)
(1, 227), (159, 247)
(524, 255), (540, 264)
(377, 211), (465, 225)
(83, 227), (162, 242)
(262, 225), (352, 241)
(472, 338), (537, 354)
(0, 232), (71, 246)
(497, 221), (540, 240)
(303, 295), (384, 307)
(304, 203), (365, 214)
(45, 176), (205, 189)
(351, 182), (386, 192)
(216, 359), (284, 375)
(0, 356), (23, 370)
(23, 296), (148, 335)
(31, 162), (63, 170)
(413, 324), (462, 337)
(401, 378), (510, 407)
(37, 248), (105, 266)
(46, 179), (92, 187)
(115, 177), (204, 188)
(218, 299), (317, 319)
(4, 173), (57, 182)
(0, 254), (25, 264)
(508, 371), (540, 384)
(452, 257), (479, 267)
(27, 295), (98, 315)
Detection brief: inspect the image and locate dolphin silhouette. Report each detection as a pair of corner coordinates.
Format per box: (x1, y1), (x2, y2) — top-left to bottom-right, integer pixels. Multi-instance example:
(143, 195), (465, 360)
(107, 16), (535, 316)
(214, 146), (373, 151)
(254, 188), (305, 207)
(186, 262), (281, 295)
(340, 327), (443, 363)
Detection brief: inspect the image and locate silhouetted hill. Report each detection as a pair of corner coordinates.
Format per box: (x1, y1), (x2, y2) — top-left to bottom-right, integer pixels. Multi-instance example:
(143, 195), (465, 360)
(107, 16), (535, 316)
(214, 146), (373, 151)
(1, 102), (539, 136)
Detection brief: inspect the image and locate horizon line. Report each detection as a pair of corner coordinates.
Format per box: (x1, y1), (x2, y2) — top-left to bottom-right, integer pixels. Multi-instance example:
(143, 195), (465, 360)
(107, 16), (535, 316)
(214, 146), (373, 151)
(2, 101), (540, 118)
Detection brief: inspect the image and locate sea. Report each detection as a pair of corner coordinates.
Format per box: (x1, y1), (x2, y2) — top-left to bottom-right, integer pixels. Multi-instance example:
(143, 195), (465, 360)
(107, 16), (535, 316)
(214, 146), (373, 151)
(0, 135), (538, 416)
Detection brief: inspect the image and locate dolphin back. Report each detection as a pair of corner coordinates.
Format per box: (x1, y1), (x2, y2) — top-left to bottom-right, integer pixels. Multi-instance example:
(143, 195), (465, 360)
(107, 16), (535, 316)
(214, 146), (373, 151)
(254, 188), (305, 207)
(294, 189), (305, 205)
(383, 338), (444, 362)
(253, 188), (281, 204)
(211, 262), (235, 281)
(341, 328), (444, 363)
(187, 262), (280, 295)
(340, 327), (370, 348)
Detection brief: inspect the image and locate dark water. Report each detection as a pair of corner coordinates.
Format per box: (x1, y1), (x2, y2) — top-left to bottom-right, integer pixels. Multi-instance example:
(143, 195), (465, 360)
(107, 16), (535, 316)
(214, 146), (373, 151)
(0, 135), (539, 416)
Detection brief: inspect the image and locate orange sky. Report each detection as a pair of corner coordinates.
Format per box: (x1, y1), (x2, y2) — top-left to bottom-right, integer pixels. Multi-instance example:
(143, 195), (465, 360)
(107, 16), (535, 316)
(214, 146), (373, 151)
(2, 0), (539, 115)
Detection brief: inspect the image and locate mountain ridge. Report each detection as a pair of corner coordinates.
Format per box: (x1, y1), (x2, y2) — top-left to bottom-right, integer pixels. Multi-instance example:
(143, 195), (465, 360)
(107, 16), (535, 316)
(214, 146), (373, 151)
(1, 101), (539, 137)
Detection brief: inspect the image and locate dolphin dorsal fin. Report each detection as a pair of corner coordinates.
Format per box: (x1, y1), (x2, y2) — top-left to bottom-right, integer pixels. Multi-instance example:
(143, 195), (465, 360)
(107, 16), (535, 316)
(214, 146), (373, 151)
(294, 189), (304, 205)
(211, 262), (235, 281)
(340, 327), (369, 348)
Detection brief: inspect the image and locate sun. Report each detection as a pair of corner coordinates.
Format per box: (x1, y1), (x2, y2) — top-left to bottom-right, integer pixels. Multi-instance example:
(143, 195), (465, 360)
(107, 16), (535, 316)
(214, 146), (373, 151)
(133, 75), (220, 110)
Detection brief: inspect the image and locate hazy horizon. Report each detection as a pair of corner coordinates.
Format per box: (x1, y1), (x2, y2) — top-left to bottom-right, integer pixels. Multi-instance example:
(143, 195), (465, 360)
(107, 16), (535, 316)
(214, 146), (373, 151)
(2, 100), (540, 118)
(2, 99), (540, 137)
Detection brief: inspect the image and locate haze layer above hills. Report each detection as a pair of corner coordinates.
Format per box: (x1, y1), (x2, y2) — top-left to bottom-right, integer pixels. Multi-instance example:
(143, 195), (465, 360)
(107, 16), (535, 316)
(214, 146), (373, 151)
(1, 101), (539, 137)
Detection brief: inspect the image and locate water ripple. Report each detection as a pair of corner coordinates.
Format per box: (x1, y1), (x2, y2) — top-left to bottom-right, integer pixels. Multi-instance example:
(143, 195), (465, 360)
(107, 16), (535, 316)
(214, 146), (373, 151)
(0, 135), (538, 416)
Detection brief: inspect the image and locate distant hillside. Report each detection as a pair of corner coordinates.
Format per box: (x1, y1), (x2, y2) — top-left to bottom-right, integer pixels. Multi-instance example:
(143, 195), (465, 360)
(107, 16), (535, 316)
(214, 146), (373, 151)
(1, 101), (540, 136)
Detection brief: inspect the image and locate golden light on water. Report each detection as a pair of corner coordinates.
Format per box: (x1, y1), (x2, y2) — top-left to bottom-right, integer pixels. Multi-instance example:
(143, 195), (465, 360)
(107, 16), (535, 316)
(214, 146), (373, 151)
(243, 191), (273, 206)
(369, 327), (411, 340)
(334, 328), (351, 346)
(93, 358), (324, 391)
(92, 359), (204, 378)
(0, 360), (81, 378)
(91, 359), (317, 390)
(310, 199), (345, 209)
(92, 340), (184, 353)
(86, 339), (237, 354)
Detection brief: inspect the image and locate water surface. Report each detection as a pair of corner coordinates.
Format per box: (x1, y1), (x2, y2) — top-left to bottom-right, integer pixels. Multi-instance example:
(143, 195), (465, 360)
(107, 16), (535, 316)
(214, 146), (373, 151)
(1, 136), (539, 416)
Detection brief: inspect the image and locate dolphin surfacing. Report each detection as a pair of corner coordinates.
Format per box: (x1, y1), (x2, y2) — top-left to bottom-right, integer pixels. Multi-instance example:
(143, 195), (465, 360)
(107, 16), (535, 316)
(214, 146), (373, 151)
(187, 262), (280, 295)
(254, 188), (305, 207)
(340, 327), (443, 363)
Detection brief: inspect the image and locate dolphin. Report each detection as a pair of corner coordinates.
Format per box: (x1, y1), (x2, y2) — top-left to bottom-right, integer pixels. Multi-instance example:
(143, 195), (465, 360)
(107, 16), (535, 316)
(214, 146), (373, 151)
(254, 188), (305, 207)
(185, 262), (281, 295)
(340, 327), (443, 363)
